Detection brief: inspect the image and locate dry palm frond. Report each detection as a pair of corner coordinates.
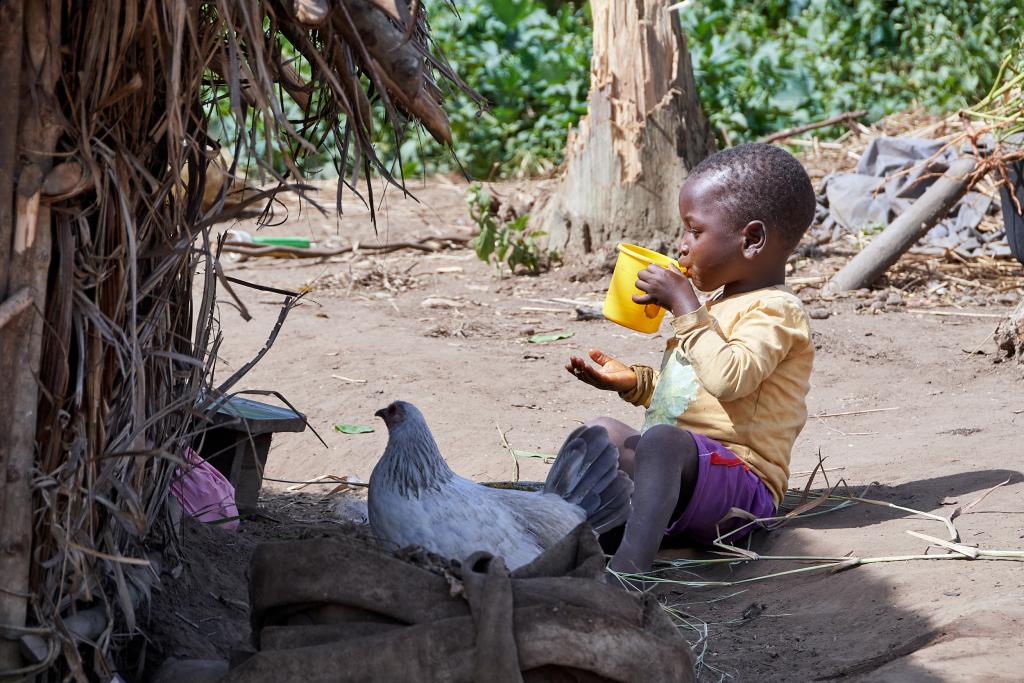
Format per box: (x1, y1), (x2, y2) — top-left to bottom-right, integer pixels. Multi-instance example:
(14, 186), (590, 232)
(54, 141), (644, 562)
(6, 1), (477, 680)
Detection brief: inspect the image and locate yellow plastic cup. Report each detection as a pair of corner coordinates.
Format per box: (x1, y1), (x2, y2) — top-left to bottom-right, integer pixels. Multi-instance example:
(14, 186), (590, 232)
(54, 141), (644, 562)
(602, 243), (684, 333)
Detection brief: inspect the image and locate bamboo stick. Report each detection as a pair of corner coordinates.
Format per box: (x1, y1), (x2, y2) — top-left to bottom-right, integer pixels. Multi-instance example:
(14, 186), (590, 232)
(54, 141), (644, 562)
(905, 309), (1006, 319)
(812, 407), (898, 418)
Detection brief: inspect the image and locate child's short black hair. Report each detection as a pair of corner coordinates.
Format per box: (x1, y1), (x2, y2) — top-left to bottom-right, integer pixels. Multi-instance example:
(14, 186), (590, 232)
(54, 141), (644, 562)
(689, 143), (816, 249)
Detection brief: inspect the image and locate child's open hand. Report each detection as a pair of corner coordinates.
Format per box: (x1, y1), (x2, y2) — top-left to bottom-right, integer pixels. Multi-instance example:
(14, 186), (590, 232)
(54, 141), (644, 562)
(633, 264), (700, 316)
(565, 349), (637, 393)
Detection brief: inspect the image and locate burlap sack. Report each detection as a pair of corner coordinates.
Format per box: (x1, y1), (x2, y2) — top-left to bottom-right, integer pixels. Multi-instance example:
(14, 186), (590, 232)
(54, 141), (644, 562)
(220, 525), (694, 682)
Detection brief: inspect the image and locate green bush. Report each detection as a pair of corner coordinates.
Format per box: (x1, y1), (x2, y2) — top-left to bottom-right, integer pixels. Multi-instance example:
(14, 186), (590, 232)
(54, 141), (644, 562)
(678, 0), (1024, 144)
(394, 0), (592, 180)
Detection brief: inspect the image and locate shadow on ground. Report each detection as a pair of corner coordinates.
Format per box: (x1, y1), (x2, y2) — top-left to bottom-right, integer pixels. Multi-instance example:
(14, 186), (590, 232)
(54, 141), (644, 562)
(652, 469), (1024, 681)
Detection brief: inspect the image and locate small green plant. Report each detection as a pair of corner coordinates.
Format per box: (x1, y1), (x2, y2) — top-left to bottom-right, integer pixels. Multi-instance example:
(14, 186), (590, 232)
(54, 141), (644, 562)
(467, 183), (557, 275)
(850, 221), (888, 249)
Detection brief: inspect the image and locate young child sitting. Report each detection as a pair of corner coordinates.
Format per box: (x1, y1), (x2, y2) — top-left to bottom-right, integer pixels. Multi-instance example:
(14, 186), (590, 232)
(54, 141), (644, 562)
(565, 143), (816, 582)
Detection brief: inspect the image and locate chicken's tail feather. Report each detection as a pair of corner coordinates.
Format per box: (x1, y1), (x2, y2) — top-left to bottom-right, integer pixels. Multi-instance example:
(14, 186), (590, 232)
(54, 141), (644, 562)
(544, 425), (633, 533)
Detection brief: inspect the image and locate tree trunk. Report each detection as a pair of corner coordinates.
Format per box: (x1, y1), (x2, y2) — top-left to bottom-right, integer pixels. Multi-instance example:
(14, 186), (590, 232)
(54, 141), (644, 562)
(534, 0), (713, 260)
(0, 0), (26, 673)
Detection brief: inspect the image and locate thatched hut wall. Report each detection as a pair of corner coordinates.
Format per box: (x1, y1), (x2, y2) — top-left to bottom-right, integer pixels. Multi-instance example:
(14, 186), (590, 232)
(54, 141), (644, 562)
(0, 1), (472, 678)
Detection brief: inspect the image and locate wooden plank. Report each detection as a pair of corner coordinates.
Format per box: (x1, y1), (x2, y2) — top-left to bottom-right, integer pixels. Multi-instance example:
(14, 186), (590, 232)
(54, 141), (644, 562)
(0, 0), (24, 667)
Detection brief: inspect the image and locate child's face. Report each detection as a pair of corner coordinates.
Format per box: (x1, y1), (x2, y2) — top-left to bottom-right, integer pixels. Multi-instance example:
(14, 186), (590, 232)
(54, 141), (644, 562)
(676, 175), (749, 292)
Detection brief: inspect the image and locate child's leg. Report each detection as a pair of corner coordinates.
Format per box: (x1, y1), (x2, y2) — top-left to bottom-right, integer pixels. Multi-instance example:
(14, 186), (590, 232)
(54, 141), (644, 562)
(607, 424), (699, 579)
(585, 416), (640, 476)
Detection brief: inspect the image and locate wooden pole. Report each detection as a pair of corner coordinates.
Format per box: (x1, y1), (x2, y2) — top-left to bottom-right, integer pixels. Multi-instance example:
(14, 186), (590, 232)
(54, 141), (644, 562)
(825, 157), (977, 294)
(0, 0), (27, 671)
(0, 0), (24, 304)
(0, 0), (61, 673)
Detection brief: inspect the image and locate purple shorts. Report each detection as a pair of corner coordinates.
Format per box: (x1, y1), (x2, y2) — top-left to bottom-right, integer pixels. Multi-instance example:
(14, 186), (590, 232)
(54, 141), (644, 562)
(664, 433), (776, 544)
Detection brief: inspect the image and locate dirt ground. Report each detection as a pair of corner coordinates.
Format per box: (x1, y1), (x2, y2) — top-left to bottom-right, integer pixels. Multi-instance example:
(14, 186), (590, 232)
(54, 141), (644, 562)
(148, 177), (1024, 682)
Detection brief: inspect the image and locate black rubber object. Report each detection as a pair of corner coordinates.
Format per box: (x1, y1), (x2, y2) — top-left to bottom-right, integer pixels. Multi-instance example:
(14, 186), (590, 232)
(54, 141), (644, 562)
(1001, 159), (1024, 265)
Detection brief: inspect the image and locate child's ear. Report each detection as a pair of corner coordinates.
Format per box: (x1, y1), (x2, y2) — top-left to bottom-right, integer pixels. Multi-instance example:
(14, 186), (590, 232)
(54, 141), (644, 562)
(740, 220), (767, 259)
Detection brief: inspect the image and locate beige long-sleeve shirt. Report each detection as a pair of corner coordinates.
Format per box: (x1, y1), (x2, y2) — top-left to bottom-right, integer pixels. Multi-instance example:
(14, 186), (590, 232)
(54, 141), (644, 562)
(619, 286), (813, 504)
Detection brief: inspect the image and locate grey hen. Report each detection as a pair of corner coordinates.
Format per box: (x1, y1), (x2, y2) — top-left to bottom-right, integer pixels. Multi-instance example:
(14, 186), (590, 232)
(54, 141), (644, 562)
(368, 401), (633, 569)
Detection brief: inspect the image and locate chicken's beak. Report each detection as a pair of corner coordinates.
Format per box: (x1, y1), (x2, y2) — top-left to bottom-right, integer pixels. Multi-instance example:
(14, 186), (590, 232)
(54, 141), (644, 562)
(374, 403), (396, 429)
(374, 401), (405, 430)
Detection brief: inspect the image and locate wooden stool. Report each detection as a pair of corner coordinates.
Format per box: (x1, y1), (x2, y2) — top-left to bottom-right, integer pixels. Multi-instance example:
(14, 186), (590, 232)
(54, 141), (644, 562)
(200, 396), (306, 512)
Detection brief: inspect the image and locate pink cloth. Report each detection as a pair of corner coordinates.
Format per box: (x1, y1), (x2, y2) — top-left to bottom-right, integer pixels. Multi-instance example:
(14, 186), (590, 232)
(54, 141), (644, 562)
(169, 447), (240, 531)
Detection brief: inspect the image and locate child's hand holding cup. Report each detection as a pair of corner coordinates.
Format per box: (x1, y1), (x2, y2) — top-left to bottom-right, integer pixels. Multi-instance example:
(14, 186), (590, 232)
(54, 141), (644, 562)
(602, 243), (687, 333)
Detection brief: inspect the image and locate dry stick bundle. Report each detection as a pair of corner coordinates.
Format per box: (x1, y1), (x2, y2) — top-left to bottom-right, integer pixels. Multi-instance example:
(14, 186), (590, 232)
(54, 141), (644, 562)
(0, 1), (477, 680)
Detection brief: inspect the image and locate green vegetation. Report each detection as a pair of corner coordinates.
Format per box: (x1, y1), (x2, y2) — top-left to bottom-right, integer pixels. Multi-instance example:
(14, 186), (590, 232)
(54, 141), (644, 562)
(403, 0), (1023, 174)
(208, 1), (1022, 181)
(679, 0), (1023, 145)
(467, 183), (558, 274)
(398, 0), (591, 180)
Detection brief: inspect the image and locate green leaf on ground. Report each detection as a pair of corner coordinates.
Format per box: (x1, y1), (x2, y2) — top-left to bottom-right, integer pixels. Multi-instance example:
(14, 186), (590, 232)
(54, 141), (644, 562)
(512, 449), (556, 460)
(528, 331), (574, 344)
(334, 424), (375, 434)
